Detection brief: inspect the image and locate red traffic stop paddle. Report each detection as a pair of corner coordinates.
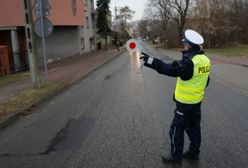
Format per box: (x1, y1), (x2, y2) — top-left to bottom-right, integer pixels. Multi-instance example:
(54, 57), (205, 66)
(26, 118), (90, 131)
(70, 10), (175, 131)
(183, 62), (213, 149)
(126, 39), (138, 52)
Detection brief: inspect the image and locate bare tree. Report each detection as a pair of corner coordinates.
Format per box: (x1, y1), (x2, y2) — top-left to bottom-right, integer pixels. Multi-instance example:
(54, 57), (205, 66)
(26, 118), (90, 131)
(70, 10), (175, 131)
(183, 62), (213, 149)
(143, 0), (171, 47)
(191, 0), (240, 47)
(159, 0), (191, 42)
(116, 6), (135, 42)
(229, 0), (248, 43)
(138, 20), (148, 39)
(142, 0), (248, 47)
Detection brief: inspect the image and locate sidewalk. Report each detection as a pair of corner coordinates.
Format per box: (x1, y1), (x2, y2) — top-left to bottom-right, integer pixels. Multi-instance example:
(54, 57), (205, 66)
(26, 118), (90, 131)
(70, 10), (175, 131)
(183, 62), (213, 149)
(157, 49), (248, 95)
(0, 49), (123, 103)
(209, 55), (248, 94)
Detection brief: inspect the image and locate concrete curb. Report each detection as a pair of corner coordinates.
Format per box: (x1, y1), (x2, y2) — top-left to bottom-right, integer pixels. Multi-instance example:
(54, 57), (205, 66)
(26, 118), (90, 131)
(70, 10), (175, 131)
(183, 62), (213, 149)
(0, 49), (126, 129)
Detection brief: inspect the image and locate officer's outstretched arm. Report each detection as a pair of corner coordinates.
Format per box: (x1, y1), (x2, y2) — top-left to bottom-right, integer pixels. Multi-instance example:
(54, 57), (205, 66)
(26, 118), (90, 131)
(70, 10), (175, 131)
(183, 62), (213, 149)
(140, 52), (185, 77)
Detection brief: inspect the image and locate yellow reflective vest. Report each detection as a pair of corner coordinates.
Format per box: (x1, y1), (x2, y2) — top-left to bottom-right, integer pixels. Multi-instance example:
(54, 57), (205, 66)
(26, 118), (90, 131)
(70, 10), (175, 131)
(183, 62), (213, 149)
(175, 54), (211, 104)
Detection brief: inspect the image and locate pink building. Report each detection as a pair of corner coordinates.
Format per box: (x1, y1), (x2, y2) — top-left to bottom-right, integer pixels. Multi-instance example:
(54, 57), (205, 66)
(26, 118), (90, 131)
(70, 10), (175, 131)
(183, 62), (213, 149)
(0, 0), (95, 73)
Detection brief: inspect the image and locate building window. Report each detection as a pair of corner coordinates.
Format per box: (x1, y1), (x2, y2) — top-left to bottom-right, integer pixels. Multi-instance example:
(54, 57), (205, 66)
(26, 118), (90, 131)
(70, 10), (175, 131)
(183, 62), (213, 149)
(90, 36), (95, 44)
(81, 38), (85, 49)
(72, 0), (77, 16)
(92, 19), (95, 29)
(86, 17), (89, 28)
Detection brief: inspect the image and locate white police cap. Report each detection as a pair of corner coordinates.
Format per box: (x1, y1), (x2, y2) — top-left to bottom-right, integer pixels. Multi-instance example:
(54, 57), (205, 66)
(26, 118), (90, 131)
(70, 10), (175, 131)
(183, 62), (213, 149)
(185, 29), (204, 45)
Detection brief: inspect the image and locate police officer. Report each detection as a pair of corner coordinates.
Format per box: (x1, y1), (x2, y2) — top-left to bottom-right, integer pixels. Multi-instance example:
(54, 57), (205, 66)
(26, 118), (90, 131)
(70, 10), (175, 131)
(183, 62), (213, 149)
(140, 29), (211, 164)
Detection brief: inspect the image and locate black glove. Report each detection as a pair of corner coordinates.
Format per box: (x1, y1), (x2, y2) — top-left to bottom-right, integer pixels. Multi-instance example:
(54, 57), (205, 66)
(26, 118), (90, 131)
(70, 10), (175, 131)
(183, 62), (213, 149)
(140, 52), (150, 63)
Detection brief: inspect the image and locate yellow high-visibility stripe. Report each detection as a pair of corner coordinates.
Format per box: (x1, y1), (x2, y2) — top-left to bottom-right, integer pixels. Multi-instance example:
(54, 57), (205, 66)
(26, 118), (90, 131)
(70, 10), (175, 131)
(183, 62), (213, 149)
(175, 88), (204, 98)
(175, 92), (203, 103)
(175, 92), (203, 100)
(176, 84), (204, 92)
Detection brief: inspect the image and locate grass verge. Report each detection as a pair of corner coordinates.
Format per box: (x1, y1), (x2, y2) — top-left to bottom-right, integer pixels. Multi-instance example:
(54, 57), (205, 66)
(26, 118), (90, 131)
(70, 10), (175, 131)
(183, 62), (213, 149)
(0, 82), (65, 119)
(206, 44), (248, 57)
(0, 72), (30, 87)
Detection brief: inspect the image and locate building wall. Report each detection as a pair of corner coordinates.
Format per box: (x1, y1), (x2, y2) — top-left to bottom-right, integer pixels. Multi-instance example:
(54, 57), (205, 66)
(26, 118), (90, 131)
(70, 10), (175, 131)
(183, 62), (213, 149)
(36, 26), (79, 64)
(0, 0), (85, 27)
(0, 0), (96, 70)
(79, 0), (96, 54)
(0, 1), (25, 27)
(45, 0), (85, 26)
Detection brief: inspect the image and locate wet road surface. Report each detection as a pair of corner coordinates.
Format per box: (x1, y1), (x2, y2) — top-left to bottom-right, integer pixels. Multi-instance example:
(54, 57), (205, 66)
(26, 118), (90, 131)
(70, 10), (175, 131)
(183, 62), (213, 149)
(0, 41), (248, 168)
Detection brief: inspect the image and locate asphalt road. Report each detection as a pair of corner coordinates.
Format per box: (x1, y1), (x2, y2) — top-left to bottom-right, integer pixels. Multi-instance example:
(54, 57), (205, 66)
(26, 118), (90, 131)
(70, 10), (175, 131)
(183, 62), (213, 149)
(0, 41), (248, 168)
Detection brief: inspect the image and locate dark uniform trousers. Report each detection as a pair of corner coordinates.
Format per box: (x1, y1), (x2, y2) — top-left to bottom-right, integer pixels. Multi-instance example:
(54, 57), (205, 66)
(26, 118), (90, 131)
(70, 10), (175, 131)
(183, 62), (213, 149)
(169, 101), (201, 159)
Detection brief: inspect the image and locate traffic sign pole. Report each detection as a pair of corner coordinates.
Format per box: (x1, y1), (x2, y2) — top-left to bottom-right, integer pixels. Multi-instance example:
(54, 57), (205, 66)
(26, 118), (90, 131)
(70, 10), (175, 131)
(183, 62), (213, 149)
(39, 0), (48, 83)
(23, 0), (41, 88)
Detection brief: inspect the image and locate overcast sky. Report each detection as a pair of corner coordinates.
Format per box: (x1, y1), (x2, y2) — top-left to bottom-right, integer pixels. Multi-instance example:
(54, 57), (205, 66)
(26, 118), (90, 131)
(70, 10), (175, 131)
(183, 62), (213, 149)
(94, 0), (147, 21)
(111, 0), (147, 20)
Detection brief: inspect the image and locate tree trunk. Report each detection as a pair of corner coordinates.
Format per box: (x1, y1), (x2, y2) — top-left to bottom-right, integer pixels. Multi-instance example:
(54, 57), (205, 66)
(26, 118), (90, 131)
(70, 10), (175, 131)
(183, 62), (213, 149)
(162, 27), (167, 48)
(104, 35), (108, 50)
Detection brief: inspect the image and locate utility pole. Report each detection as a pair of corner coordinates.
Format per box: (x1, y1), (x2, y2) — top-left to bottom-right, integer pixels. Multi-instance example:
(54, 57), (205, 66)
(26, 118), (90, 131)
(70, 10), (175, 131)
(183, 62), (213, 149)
(38, 0), (48, 83)
(23, 0), (41, 88)
(33, 0), (53, 83)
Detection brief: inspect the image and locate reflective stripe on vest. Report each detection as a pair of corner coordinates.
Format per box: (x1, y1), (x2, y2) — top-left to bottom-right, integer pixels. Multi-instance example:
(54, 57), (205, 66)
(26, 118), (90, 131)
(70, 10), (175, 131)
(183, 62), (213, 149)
(175, 54), (211, 104)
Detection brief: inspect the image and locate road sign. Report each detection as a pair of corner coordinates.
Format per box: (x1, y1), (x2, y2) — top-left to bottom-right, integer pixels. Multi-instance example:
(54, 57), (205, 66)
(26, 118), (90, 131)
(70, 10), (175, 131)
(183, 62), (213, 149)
(33, 0), (52, 17)
(34, 9), (50, 17)
(34, 17), (53, 37)
(126, 39), (138, 52)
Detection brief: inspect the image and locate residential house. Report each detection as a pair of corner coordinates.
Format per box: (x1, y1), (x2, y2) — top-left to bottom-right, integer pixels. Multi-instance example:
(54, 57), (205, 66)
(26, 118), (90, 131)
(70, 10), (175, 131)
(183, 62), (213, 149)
(79, 0), (96, 54)
(0, 0), (96, 74)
